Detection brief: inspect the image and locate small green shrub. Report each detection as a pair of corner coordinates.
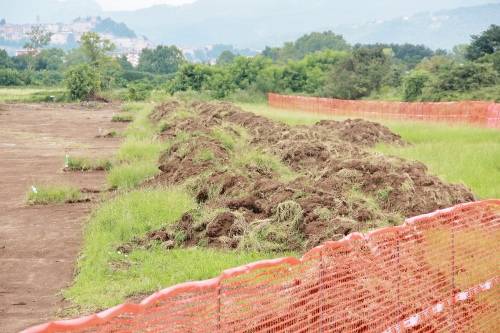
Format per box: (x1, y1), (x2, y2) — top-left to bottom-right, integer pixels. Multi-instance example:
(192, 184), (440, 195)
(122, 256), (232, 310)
(127, 81), (152, 101)
(403, 70), (431, 101)
(0, 68), (25, 86)
(65, 64), (101, 101)
(27, 185), (82, 205)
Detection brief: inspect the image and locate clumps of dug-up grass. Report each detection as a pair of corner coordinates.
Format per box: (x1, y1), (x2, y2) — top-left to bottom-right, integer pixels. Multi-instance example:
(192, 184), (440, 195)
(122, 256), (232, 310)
(118, 101), (475, 254)
(26, 185), (85, 205)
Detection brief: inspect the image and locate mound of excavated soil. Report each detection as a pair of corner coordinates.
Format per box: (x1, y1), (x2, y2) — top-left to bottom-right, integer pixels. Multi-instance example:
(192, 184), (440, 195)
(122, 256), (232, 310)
(123, 101), (474, 253)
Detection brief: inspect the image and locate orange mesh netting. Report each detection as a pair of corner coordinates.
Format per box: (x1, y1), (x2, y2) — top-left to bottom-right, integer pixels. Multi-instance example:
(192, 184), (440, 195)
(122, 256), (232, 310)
(268, 93), (500, 129)
(22, 200), (500, 333)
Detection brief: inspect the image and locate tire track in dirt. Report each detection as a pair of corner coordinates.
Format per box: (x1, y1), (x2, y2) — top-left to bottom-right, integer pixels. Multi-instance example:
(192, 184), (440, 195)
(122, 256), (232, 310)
(0, 104), (124, 332)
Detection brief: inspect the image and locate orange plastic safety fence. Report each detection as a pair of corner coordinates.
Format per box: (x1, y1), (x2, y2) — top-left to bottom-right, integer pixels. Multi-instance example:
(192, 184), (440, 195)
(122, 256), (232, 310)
(22, 200), (500, 333)
(268, 93), (500, 129)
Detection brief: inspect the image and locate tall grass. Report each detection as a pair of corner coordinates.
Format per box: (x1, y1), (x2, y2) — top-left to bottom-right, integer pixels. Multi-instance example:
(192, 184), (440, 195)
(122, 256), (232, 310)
(106, 103), (166, 189)
(239, 103), (500, 199)
(107, 161), (159, 189)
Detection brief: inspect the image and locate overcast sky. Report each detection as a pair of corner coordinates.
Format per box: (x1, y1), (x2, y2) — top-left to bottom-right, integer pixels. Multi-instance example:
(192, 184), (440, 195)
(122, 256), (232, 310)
(96, 0), (195, 11)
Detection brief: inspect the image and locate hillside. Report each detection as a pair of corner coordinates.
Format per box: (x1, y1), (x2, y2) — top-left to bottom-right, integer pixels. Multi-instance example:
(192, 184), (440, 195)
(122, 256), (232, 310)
(1, 0), (498, 49)
(108, 0), (499, 48)
(338, 3), (500, 49)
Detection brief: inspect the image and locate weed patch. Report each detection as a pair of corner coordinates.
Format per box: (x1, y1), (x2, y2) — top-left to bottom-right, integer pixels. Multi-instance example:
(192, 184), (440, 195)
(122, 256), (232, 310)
(27, 185), (82, 205)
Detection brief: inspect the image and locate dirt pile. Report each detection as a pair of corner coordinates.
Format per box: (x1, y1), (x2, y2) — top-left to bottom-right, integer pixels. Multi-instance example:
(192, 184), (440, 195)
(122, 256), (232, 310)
(125, 101), (474, 253)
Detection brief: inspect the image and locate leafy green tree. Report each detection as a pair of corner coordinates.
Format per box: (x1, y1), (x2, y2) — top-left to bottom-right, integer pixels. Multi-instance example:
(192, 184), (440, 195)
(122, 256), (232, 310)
(77, 32), (122, 90)
(466, 25), (500, 61)
(0, 49), (13, 68)
(262, 47), (280, 61)
(0, 68), (24, 86)
(138, 45), (185, 74)
(266, 31), (350, 62)
(168, 63), (213, 93)
(229, 56), (270, 89)
(403, 70), (431, 101)
(118, 55), (134, 71)
(431, 62), (497, 92)
(293, 31), (350, 57)
(452, 44), (469, 62)
(64, 48), (88, 68)
(323, 47), (390, 99)
(127, 80), (152, 101)
(79, 32), (115, 67)
(24, 25), (53, 51)
(217, 50), (236, 65)
(416, 55), (454, 73)
(478, 52), (500, 73)
(65, 64), (101, 100)
(34, 48), (65, 71)
(206, 69), (235, 98)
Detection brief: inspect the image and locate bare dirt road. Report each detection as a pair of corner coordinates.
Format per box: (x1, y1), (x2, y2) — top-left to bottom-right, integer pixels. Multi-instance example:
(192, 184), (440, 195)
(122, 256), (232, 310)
(0, 104), (124, 332)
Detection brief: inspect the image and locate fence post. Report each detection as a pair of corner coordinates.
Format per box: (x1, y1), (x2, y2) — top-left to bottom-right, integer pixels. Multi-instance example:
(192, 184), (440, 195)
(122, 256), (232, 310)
(217, 281), (222, 332)
(319, 248), (324, 332)
(451, 222), (456, 333)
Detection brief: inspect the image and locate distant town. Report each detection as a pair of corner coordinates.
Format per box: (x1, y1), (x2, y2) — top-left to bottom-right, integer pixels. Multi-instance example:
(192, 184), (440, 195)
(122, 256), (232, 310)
(0, 17), (258, 66)
(0, 17), (153, 66)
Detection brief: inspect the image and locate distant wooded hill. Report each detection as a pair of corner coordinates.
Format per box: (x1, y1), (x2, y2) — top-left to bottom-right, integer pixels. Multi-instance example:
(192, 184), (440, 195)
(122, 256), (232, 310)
(0, 0), (498, 49)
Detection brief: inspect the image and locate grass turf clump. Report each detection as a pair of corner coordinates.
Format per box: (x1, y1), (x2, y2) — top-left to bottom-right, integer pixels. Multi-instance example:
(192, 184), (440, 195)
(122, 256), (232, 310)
(233, 148), (298, 182)
(27, 185), (82, 205)
(239, 201), (305, 252)
(65, 156), (112, 172)
(116, 138), (167, 163)
(107, 161), (159, 189)
(111, 113), (134, 123)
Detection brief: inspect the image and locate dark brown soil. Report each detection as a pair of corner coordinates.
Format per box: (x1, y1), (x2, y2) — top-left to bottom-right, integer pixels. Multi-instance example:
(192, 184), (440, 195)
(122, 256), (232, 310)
(126, 101), (474, 253)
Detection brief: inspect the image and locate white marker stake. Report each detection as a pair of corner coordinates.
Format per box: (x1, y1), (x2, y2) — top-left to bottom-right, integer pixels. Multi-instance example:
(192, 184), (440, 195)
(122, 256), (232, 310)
(65, 154), (69, 168)
(31, 186), (38, 194)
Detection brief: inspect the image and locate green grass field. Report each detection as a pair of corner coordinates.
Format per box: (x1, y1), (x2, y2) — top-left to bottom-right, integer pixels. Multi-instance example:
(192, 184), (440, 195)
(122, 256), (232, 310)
(0, 87), (66, 103)
(239, 103), (500, 199)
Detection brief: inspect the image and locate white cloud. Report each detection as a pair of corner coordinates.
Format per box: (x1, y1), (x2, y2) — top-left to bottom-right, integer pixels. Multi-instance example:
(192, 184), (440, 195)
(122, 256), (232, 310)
(96, 0), (196, 11)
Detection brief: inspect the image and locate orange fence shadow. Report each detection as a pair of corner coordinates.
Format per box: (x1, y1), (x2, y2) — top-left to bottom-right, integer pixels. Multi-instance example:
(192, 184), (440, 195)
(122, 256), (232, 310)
(268, 93), (500, 129)
(22, 200), (500, 333)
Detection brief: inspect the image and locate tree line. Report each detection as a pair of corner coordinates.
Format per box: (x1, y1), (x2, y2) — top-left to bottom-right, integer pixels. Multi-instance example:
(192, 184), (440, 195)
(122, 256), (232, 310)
(0, 25), (499, 102)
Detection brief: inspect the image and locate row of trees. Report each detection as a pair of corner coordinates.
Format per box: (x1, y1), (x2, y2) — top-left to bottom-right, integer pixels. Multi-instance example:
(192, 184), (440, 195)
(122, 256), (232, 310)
(1, 25), (499, 102)
(163, 26), (500, 102)
(0, 24), (184, 89)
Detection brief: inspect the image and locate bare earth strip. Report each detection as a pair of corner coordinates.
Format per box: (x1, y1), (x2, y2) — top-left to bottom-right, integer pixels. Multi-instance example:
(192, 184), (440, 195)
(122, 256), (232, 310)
(0, 104), (124, 332)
